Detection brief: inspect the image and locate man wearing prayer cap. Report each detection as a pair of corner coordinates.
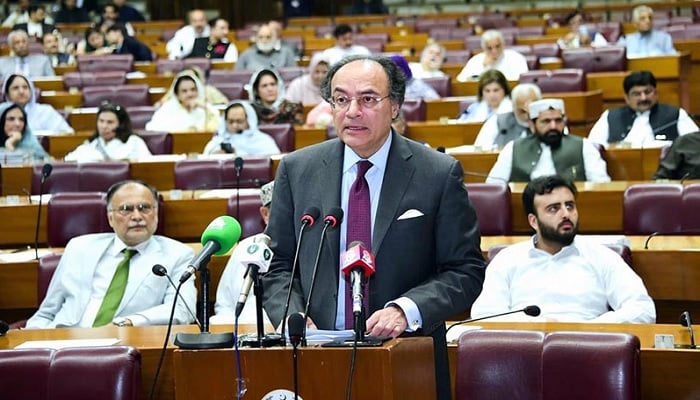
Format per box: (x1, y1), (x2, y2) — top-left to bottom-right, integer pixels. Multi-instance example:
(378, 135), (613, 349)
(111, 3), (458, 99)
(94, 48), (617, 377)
(486, 98), (611, 183)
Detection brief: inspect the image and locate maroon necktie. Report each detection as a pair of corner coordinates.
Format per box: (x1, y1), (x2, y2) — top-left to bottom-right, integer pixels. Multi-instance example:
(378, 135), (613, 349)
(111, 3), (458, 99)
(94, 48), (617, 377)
(345, 160), (372, 328)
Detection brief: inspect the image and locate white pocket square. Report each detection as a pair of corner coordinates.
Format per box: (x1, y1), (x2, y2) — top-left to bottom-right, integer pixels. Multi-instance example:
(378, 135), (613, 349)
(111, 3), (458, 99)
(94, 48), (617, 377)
(397, 209), (424, 220)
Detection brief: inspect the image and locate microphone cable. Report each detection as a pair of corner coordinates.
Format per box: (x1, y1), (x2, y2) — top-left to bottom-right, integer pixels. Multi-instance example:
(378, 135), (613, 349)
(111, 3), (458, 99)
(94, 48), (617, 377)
(233, 314), (247, 400)
(345, 334), (360, 400)
(148, 279), (184, 400)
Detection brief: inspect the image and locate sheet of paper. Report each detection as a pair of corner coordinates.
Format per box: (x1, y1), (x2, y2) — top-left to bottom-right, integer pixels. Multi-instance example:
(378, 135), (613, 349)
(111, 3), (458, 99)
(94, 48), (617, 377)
(15, 338), (121, 349)
(0, 249), (54, 263)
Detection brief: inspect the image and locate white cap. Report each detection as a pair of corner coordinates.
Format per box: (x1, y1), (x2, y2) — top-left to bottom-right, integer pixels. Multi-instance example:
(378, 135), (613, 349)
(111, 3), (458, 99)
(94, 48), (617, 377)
(528, 98), (565, 119)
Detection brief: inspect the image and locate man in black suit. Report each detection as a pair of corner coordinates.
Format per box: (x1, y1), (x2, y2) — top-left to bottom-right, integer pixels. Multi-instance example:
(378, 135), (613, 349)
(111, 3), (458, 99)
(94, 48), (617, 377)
(262, 55), (485, 400)
(12, 5), (55, 40)
(104, 23), (152, 62)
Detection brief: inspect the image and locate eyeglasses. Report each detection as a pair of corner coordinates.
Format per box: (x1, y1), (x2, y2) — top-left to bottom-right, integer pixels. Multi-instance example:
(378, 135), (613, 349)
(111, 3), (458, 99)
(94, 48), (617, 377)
(109, 203), (155, 216)
(628, 87), (655, 98)
(329, 95), (389, 110)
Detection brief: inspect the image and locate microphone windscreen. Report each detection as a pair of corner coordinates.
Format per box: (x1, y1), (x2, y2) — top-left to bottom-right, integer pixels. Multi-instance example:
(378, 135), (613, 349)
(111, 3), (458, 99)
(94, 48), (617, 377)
(681, 311), (692, 327)
(324, 207), (344, 227)
(41, 163), (53, 178)
(200, 216), (242, 255)
(234, 157), (244, 169)
(0, 320), (8, 336)
(152, 264), (167, 277)
(301, 206), (321, 226)
(524, 305), (541, 317)
(288, 312), (305, 345)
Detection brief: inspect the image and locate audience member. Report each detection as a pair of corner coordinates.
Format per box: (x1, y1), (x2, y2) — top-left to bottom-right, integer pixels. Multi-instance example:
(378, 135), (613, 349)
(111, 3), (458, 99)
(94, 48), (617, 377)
(456, 29), (528, 82)
(98, 3), (135, 36)
(285, 52), (330, 105)
(321, 24), (371, 66)
(487, 98), (610, 183)
(105, 23), (152, 62)
(234, 24), (297, 71)
(112, 0), (145, 23)
(652, 132), (700, 180)
(304, 100), (333, 128)
(457, 69), (511, 122)
(2, 73), (73, 135)
(0, 102), (48, 160)
(0, 30), (54, 77)
(54, 0), (91, 24)
(26, 180), (197, 328)
(65, 103), (151, 162)
(409, 43), (447, 79)
(618, 5), (676, 58)
(588, 70), (698, 148)
(261, 55), (485, 400)
(203, 100), (281, 155)
(268, 19), (302, 58)
(146, 70), (220, 132)
(556, 9), (608, 49)
(42, 32), (76, 67)
(166, 9), (210, 60)
(75, 26), (111, 56)
(471, 175), (656, 323)
(247, 68), (304, 125)
(388, 54), (439, 100)
(155, 66), (228, 107)
(187, 17), (238, 62)
(2, 0), (30, 27)
(474, 83), (541, 149)
(12, 5), (54, 40)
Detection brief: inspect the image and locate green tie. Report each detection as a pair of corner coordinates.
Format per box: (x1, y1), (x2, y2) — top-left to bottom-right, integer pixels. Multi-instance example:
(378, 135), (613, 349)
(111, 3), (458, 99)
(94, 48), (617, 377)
(93, 249), (136, 327)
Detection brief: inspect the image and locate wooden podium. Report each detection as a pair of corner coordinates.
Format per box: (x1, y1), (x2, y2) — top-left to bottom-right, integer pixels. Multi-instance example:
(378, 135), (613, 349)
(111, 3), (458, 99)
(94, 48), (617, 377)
(172, 337), (436, 400)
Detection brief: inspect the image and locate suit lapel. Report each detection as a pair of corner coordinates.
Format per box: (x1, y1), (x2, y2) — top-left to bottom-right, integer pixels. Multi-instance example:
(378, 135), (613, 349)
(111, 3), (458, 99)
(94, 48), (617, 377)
(319, 141), (344, 271)
(373, 133), (415, 254)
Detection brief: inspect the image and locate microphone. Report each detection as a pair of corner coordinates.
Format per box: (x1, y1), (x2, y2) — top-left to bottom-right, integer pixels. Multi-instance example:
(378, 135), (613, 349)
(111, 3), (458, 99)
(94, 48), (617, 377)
(0, 320), (8, 336)
(279, 206), (321, 346)
(445, 305), (541, 336)
(301, 207), (343, 345)
(341, 241), (376, 319)
(233, 156), (244, 220)
(234, 156), (244, 176)
(288, 311), (305, 347)
(234, 233), (273, 318)
(34, 163), (53, 259)
(152, 264), (203, 330)
(643, 229), (700, 249)
(680, 311), (696, 349)
(179, 215), (242, 283)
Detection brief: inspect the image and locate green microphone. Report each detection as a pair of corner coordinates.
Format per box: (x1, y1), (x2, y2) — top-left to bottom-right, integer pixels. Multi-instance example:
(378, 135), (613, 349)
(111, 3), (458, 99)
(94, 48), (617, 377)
(179, 215), (241, 282)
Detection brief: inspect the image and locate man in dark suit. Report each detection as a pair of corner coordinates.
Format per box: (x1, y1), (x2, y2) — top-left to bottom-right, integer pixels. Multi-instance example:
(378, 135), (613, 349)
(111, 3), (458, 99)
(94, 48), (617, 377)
(12, 5), (55, 40)
(262, 55), (485, 400)
(105, 23), (152, 62)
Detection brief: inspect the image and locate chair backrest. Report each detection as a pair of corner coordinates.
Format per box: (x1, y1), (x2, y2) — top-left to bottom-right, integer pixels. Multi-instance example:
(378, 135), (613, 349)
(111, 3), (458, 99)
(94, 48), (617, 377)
(82, 84), (150, 107)
(277, 66), (307, 84)
(208, 69), (254, 86)
(623, 183), (684, 235)
(78, 161), (131, 192)
(682, 183), (700, 231)
(226, 189), (265, 239)
(156, 57), (212, 75)
(221, 156), (272, 188)
(561, 46), (627, 73)
(258, 123), (295, 153)
(38, 253), (61, 303)
(77, 54), (134, 73)
(47, 192), (111, 248)
(173, 159), (222, 190)
(212, 82), (246, 100)
(138, 131), (173, 155)
(444, 50), (472, 65)
(456, 330), (640, 400)
(519, 69), (586, 93)
(532, 43), (560, 58)
(31, 162), (80, 194)
(465, 183), (512, 235)
(401, 99), (426, 121)
(63, 71), (127, 90)
(422, 76), (451, 97)
(126, 105), (156, 130)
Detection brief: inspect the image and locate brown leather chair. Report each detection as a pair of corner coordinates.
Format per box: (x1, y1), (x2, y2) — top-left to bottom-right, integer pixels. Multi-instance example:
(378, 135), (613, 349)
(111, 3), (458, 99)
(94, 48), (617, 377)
(222, 156), (272, 188)
(532, 43), (561, 58)
(259, 123), (295, 153)
(277, 66), (307, 84)
(209, 69), (254, 86)
(78, 161), (131, 192)
(414, 18), (458, 33)
(0, 346), (141, 400)
(561, 46), (627, 73)
(444, 50), (472, 65)
(465, 183), (512, 235)
(595, 22), (623, 42)
(212, 82), (246, 100)
(82, 84), (150, 107)
(519, 69), (586, 93)
(126, 105), (157, 130)
(174, 159), (223, 190)
(682, 183), (700, 231)
(31, 162), (80, 194)
(456, 330), (640, 400)
(138, 131), (173, 154)
(401, 99), (426, 121)
(62, 71), (127, 90)
(46, 192), (111, 247)
(9, 253), (61, 329)
(227, 189), (266, 239)
(77, 54), (134, 73)
(422, 76), (451, 97)
(623, 183), (684, 235)
(156, 57), (212, 75)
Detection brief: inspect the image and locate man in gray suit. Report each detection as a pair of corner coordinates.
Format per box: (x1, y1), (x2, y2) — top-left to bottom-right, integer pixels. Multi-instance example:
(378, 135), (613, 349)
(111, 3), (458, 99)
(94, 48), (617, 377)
(26, 180), (196, 329)
(262, 55), (485, 400)
(0, 30), (54, 78)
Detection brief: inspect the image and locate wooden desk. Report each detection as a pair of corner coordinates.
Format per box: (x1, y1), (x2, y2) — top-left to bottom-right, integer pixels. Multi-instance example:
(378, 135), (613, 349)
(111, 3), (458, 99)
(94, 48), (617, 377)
(173, 338), (436, 400)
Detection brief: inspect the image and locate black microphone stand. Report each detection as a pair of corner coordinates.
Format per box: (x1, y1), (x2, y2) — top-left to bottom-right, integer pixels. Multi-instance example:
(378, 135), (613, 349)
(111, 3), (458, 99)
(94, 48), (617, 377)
(239, 266), (284, 348)
(234, 157), (243, 218)
(174, 254), (235, 349)
(323, 279), (388, 348)
(34, 164), (52, 259)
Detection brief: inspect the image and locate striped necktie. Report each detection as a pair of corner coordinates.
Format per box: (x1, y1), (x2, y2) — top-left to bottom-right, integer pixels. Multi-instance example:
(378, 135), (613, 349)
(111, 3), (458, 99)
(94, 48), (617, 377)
(93, 249), (136, 327)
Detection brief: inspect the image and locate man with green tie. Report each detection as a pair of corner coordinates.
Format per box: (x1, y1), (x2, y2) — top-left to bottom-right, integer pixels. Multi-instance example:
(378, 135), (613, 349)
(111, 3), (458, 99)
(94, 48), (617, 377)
(26, 180), (196, 328)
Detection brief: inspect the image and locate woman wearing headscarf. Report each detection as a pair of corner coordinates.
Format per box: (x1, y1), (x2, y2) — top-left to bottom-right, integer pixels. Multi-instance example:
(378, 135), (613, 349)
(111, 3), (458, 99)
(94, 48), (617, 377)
(64, 102), (151, 161)
(284, 52), (330, 105)
(202, 100), (281, 155)
(146, 70), (220, 132)
(0, 102), (48, 160)
(388, 54), (440, 100)
(3, 73), (74, 135)
(247, 68), (304, 125)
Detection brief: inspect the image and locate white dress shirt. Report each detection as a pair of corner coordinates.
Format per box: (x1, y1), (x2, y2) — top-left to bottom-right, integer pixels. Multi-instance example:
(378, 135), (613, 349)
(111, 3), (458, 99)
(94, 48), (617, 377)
(456, 49), (529, 82)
